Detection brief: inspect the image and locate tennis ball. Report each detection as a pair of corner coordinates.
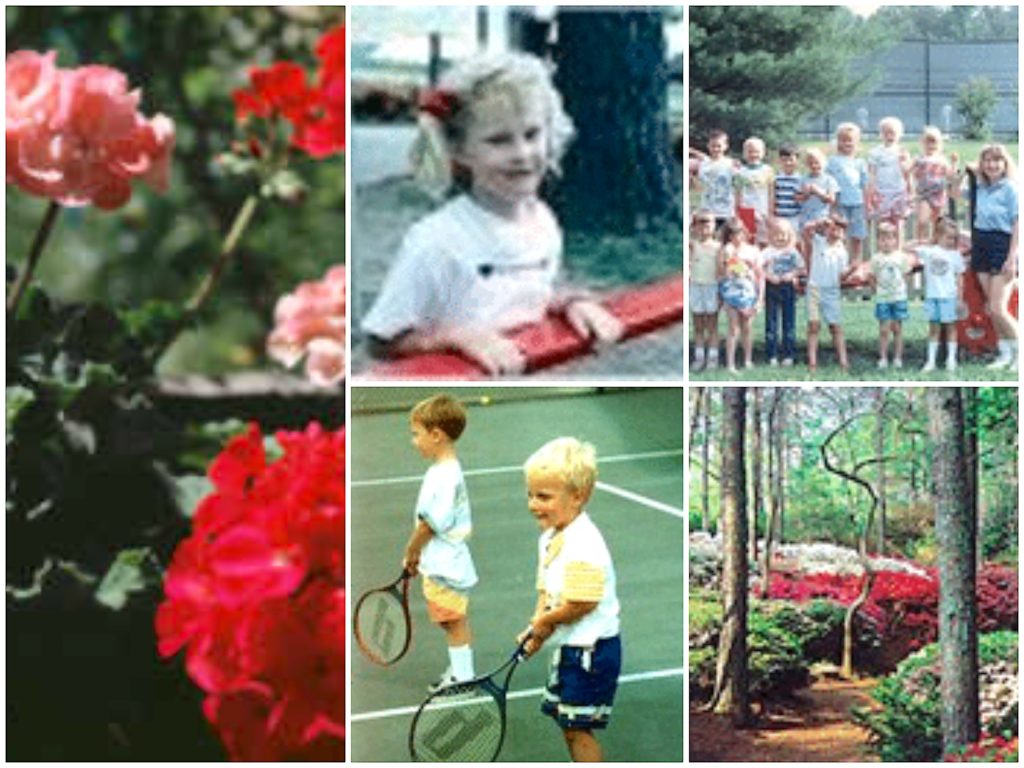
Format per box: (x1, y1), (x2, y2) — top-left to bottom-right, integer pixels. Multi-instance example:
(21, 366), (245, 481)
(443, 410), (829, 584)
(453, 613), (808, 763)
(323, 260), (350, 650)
(480, 395), (492, 405)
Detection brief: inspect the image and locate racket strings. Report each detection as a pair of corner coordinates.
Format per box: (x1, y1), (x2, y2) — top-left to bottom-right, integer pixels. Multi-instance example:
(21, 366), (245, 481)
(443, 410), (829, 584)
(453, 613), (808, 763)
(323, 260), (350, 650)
(412, 690), (504, 762)
(355, 591), (408, 664)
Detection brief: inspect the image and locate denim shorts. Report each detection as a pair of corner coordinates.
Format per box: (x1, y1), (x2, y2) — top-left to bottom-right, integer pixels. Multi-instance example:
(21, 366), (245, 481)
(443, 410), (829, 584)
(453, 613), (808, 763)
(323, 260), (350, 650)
(690, 283), (720, 314)
(925, 297), (958, 324)
(875, 300), (909, 322)
(971, 229), (1012, 274)
(541, 635), (622, 731)
(837, 204), (867, 239)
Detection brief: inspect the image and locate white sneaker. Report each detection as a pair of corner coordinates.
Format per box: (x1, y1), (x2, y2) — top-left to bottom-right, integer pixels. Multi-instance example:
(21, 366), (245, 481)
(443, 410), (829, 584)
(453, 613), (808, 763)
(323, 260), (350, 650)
(427, 669), (458, 695)
(893, 358), (903, 369)
(744, 361), (755, 370)
(707, 357), (719, 370)
(946, 360), (957, 372)
(987, 355), (1012, 370)
(781, 358), (794, 367)
(769, 357), (779, 367)
(727, 365), (739, 374)
(922, 361), (936, 372)
(692, 357), (706, 373)
(877, 358), (888, 370)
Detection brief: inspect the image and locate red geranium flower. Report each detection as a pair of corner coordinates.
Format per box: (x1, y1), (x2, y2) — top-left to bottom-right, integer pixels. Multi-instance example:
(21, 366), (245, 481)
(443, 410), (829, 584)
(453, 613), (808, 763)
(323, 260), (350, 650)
(156, 423), (345, 760)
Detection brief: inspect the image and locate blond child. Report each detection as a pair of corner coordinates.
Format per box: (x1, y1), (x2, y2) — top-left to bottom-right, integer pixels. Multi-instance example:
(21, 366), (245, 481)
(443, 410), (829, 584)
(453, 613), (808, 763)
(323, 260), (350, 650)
(761, 218), (804, 366)
(867, 116), (912, 226)
(717, 218), (764, 372)
(911, 126), (959, 242)
(734, 136), (774, 244)
(868, 221), (915, 369)
(806, 215), (858, 372)
(826, 123), (869, 262)
(362, 53), (622, 375)
(905, 218), (967, 372)
(797, 147), (839, 258)
(519, 437), (621, 763)
(403, 395), (478, 692)
(689, 210), (721, 371)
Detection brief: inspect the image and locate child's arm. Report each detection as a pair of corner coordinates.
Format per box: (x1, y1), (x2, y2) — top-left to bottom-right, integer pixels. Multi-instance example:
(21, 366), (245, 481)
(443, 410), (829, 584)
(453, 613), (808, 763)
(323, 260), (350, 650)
(1005, 217), (1019, 276)
(524, 600), (599, 656)
(403, 519), (434, 576)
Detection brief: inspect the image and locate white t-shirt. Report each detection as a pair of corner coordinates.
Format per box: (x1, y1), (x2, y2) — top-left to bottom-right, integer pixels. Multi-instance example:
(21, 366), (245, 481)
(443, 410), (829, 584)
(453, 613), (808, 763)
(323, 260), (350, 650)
(918, 245), (965, 301)
(698, 157), (736, 218)
(416, 459), (478, 590)
(808, 234), (849, 289)
(536, 511), (620, 648)
(868, 145), (907, 194)
(361, 195), (561, 340)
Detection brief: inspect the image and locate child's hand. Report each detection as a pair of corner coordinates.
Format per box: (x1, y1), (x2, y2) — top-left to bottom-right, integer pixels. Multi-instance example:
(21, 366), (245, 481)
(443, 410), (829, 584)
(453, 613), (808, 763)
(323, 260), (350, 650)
(454, 329), (525, 375)
(402, 549), (421, 577)
(566, 300), (625, 345)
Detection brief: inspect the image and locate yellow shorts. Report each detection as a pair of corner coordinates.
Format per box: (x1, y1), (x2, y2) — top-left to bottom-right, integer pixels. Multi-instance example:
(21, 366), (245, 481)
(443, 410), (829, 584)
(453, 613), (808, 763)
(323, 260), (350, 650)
(422, 576), (469, 624)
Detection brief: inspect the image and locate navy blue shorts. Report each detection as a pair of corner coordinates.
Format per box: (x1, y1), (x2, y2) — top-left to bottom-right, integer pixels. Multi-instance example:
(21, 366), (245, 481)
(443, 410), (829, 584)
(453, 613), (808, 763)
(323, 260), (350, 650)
(541, 635), (622, 731)
(971, 229), (1012, 274)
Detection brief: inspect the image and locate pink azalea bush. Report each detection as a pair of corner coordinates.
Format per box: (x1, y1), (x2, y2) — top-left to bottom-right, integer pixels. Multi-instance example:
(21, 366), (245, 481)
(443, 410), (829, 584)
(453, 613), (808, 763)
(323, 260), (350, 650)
(6, 50), (174, 209)
(267, 265), (345, 386)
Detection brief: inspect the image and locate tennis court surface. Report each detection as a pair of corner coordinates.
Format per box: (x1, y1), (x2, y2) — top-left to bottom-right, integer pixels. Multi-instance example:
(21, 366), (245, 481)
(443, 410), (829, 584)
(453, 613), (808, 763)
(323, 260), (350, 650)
(350, 388), (684, 762)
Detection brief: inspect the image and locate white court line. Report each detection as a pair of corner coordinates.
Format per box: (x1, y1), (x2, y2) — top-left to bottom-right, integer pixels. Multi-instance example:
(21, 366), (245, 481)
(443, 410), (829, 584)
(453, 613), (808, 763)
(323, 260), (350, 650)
(351, 666), (684, 723)
(595, 481), (685, 519)
(351, 449), (683, 488)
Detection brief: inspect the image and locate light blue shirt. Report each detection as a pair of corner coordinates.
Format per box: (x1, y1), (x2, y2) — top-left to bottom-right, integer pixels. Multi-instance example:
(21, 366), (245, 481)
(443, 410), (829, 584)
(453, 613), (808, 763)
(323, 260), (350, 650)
(826, 154), (868, 206)
(800, 173), (839, 224)
(975, 178), (1018, 234)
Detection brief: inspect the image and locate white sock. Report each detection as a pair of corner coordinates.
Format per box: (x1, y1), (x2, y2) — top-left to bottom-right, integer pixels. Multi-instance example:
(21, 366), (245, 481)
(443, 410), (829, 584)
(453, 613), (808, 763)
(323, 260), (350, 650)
(947, 341), (958, 362)
(927, 341), (939, 365)
(449, 644), (474, 681)
(1008, 340), (1018, 359)
(694, 346), (706, 363)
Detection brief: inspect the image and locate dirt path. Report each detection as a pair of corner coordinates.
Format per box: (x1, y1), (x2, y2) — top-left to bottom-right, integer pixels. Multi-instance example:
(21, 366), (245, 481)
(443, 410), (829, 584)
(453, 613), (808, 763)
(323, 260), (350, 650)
(689, 676), (881, 763)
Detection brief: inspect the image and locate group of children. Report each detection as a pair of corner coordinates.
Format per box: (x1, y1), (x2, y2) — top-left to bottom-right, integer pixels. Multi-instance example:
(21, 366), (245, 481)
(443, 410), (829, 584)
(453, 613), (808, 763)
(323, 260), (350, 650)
(401, 394), (621, 763)
(690, 121), (1019, 374)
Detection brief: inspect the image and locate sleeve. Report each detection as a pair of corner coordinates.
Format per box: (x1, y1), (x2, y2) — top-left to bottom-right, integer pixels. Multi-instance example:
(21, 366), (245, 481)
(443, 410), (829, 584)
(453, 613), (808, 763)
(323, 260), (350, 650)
(360, 224), (445, 340)
(416, 467), (457, 534)
(535, 536), (546, 591)
(1008, 183), (1019, 221)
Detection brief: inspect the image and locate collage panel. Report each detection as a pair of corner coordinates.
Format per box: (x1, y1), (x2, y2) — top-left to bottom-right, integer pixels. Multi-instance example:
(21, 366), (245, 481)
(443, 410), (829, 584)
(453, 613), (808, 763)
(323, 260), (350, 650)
(349, 6), (684, 380)
(350, 387), (683, 761)
(687, 5), (1018, 382)
(6, 6), (345, 761)
(687, 386), (1018, 763)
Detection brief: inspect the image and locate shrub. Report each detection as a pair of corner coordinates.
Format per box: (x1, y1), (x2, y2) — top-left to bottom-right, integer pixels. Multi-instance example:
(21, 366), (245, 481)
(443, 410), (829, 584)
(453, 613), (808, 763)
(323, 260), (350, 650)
(945, 733), (1019, 762)
(855, 631), (1019, 762)
(955, 76), (998, 141)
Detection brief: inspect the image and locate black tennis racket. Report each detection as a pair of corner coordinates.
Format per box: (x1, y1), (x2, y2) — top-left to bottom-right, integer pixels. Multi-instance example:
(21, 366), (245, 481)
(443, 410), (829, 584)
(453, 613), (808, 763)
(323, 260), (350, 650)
(408, 636), (531, 762)
(354, 568), (412, 666)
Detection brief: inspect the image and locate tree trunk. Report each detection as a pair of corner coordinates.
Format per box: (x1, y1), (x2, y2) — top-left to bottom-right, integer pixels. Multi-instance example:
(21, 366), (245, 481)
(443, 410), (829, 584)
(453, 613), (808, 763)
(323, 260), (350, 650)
(707, 387), (751, 725)
(965, 388), (980, 562)
(928, 388), (980, 754)
(702, 388), (711, 532)
(875, 390), (887, 555)
(552, 9), (678, 233)
(760, 390), (783, 599)
(750, 389), (763, 565)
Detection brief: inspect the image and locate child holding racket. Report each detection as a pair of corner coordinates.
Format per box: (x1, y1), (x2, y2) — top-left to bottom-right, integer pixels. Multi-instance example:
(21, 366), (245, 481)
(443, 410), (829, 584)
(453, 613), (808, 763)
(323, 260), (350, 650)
(519, 437), (622, 762)
(360, 52), (622, 375)
(402, 394), (478, 692)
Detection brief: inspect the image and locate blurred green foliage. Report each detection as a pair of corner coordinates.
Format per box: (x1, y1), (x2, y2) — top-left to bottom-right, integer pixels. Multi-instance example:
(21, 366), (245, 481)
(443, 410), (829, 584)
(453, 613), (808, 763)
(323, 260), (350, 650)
(6, 7), (345, 375)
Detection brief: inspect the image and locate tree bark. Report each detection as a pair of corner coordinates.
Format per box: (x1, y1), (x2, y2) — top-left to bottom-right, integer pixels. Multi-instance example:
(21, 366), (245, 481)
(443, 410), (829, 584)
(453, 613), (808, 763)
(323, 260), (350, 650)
(927, 388), (980, 754)
(874, 390), (887, 555)
(552, 9), (678, 233)
(706, 388), (751, 725)
(702, 388), (711, 532)
(750, 389), (763, 565)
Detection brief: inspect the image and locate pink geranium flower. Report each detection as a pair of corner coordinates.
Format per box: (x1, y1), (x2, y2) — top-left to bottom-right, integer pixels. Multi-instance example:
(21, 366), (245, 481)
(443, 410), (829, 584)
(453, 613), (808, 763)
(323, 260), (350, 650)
(6, 50), (175, 209)
(267, 265), (345, 386)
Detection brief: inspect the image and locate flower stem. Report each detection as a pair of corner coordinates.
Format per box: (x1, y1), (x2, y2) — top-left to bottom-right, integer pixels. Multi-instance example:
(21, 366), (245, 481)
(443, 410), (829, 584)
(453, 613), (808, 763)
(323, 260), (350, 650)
(185, 194), (260, 315)
(7, 200), (61, 316)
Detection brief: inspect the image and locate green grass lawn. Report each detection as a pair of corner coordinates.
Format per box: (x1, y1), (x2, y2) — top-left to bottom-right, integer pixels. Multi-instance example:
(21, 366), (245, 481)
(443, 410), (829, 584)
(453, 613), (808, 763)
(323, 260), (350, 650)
(689, 293), (1019, 382)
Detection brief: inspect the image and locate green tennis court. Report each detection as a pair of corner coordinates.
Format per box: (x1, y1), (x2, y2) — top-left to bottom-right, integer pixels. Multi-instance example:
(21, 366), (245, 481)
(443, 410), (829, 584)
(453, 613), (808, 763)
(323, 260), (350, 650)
(350, 388), (684, 762)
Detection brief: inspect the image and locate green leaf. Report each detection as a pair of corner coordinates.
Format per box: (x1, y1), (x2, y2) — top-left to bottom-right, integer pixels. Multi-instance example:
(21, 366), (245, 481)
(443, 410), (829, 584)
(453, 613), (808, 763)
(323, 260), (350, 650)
(171, 473), (214, 518)
(94, 548), (160, 610)
(6, 385), (36, 440)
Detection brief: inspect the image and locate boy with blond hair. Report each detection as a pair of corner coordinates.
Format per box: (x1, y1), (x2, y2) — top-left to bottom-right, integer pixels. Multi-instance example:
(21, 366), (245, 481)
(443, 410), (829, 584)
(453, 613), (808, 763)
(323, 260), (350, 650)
(403, 394), (478, 692)
(519, 437), (621, 763)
